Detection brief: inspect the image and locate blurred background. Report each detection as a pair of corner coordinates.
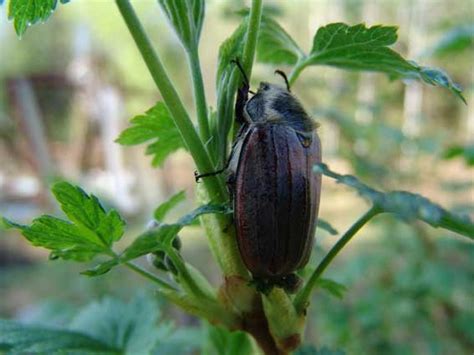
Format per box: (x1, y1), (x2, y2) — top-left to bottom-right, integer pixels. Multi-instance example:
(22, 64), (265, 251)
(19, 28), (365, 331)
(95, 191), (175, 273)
(0, 0), (473, 354)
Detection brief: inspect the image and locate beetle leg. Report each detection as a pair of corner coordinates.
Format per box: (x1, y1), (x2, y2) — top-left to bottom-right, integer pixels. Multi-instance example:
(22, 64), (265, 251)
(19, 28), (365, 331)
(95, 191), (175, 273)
(194, 167), (227, 182)
(226, 172), (236, 200)
(231, 58), (251, 124)
(235, 85), (250, 125)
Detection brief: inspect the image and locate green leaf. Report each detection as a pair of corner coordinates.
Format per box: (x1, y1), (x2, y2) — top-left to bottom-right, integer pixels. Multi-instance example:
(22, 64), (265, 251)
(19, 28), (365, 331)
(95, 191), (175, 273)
(316, 278), (347, 299)
(85, 203), (231, 275)
(216, 17), (248, 94)
(20, 216), (106, 261)
(215, 17), (249, 160)
(416, 65), (466, 104)
(8, 0), (69, 37)
(154, 190), (186, 222)
(70, 294), (161, 354)
(123, 203), (230, 261)
(317, 218), (339, 235)
(158, 0), (204, 51)
(294, 345), (346, 355)
(116, 102), (185, 167)
(0, 319), (118, 354)
(5, 182), (125, 261)
(256, 15), (304, 65)
(443, 144), (474, 166)
(315, 163), (474, 238)
(81, 258), (120, 276)
(52, 182), (125, 244)
(307, 23), (412, 73)
(291, 23), (465, 102)
(202, 324), (253, 355)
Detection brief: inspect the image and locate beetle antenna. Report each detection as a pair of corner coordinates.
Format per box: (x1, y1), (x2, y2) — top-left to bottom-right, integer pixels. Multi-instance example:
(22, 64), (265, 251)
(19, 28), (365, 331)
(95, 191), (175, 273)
(231, 58), (250, 87)
(274, 70), (291, 92)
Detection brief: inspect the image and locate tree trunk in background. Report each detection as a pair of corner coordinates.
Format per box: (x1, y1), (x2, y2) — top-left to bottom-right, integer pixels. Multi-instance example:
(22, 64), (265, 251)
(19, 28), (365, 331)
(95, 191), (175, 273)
(68, 24), (152, 215)
(13, 79), (56, 207)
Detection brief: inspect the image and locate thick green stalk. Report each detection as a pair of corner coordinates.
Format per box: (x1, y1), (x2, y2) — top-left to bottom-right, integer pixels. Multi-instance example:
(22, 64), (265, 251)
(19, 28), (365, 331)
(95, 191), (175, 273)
(166, 248), (214, 301)
(194, 0), (264, 277)
(241, 0), (263, 78)
(188, 47), (211, 149)
(115, 0), (226, 202)
(219, 0), (263, 161)
(197, 186), (248, 277)
(294, 207), (381, 313)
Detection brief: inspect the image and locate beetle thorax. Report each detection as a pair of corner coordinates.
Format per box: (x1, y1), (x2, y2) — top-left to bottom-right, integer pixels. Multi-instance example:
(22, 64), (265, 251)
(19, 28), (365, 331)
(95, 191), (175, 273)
(244, 82), (315, 133)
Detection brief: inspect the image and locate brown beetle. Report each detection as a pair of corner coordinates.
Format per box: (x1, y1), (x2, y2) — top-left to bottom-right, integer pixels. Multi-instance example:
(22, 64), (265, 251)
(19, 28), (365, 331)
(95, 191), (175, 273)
(198, 62), (321, 290)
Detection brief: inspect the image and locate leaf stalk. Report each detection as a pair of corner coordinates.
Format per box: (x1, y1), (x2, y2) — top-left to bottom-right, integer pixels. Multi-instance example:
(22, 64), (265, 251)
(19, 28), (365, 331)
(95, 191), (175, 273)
(294, 206), (381, 313)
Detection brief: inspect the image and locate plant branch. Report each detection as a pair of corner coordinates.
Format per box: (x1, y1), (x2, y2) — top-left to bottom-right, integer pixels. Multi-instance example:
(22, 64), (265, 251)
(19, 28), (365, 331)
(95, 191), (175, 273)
(124, 261), (177, 291)
(242, 0), (263, 79)
(294, 206), (381, 313)
(166, 248), (214, 300)
(218, 0), (263, 161)
(188, 47), (211, 148)
(288, 58), (307, 85)
(115, 0), (226, 202)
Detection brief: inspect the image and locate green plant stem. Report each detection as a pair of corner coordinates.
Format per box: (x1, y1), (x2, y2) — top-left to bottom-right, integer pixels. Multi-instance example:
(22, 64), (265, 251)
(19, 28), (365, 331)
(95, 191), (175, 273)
(124, 261), (177, 291)
(294, 207), (381, 313)
(288, 59), (307, 85)
(242, 0), (263, 78)
(188, 47), (211, 148)
(115, 0), (226, 202)
(166, 248), (213, 300)
(219, 0), (263, 160)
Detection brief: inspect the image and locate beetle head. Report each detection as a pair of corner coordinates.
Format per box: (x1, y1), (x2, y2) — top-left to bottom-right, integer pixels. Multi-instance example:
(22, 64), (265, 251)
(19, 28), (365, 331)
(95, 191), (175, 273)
(244, 82), (288, 123)
(244, 81), (314, 134)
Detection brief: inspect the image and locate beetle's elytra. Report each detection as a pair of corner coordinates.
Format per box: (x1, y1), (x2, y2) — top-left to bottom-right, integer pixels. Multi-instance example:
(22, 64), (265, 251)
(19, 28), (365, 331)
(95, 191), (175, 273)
(197, 62), (321, 287)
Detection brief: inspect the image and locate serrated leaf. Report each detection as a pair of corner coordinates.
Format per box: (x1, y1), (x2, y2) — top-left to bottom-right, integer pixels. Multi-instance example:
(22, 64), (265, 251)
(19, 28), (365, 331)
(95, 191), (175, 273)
(0, 319), (117, 354)
(308, 23), (413, 74)
(158, 0), (204, 51)
(5, 182), (125, 261)
(154, 190), (186, 222)
(316, 278), (347, 299)
(317, 218), (338, 235)
(315, 163), (474, 238)
(21, 216), (105, 261)
(292, 23), (465, 102)
(256, 15), (304, 65)
(52, 182), (125, 244)
(8, 0), (69, 37)
(86, 203), (231, 275)
(70, 294), (160, 354)
(122, 203), (230, 261)
(116, 102), (185, 167)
